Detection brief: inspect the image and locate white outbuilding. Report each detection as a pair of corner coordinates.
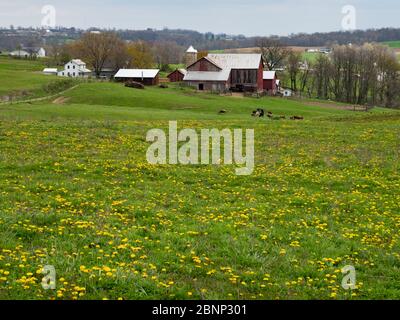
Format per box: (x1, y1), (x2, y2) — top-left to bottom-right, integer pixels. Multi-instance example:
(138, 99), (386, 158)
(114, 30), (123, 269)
(43, 68), (58, 76)
(9, 50), (30, 58)
(283, 89), (293, 97)
(114, 69), (160, 85)
(10, 47), (46, 58)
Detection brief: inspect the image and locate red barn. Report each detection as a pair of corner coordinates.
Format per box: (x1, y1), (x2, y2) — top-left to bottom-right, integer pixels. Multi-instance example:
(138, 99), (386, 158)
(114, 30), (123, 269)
(184, 54), (264, 92)
(167, 69), (187, 82)
(263, 71), (278, 94)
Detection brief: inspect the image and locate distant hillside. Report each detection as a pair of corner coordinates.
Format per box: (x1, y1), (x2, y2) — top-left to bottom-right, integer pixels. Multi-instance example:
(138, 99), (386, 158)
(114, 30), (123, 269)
(275, 28), (400, 47)
(382, 40), (400, 48)
(1, 26), (400, 51)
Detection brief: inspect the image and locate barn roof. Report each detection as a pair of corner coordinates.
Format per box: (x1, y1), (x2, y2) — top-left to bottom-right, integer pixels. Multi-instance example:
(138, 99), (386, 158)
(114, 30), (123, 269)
(71, 59), (86, 65)
(115, 69), (160, 79)
(263, 71), (276, 80)
(207, 54), (262, 70)
(167, 69), (187, 78)
(184, 53), (262, 82)
(183, 71), (230, 82)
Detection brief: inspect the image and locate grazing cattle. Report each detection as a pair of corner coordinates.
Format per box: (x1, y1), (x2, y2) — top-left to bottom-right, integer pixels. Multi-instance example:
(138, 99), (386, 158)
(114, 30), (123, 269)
(264, 110), (287, 120)
(252, 108), (265, 117)
(219, 109), (227, 114)
(290, 116), (304, 120)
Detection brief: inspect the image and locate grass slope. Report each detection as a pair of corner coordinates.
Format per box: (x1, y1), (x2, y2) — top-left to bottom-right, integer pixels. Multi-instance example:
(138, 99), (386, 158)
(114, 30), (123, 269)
(0, 76), (399, 300)
(0, 56), (68, 100)
(63, 82), (375, 119)
(2, 82), (382, 122)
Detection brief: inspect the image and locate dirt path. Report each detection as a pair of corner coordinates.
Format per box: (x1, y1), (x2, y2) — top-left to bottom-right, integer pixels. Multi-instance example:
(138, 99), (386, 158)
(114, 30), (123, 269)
(0, 84), (80, 106)
(52, 96), (70, 105)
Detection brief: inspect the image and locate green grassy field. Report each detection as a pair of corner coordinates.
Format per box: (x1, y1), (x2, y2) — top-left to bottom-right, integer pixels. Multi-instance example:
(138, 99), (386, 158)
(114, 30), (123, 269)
(382, 41), (400, 48)
(0, 58), (399, 300)
(0, 56), (74, 100)
(382, 41), (400, 61)
(302, 51), (321, 62)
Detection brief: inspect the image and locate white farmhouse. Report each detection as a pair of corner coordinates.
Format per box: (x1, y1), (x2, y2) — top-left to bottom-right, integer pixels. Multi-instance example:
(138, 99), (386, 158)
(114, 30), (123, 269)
(31, 47), (46, 58)
(58, 59), (92, 78)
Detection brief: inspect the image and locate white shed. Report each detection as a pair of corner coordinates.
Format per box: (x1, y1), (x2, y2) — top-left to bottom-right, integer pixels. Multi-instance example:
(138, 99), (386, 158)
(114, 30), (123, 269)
(283, 89), (293, 97)
(43, 68), (58, 76)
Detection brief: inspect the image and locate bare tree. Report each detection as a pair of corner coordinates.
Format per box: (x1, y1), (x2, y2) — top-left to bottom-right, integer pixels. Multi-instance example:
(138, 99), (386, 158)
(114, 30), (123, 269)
(153, 41), (184, 71)
(300, 43), (400, 108)
(109, 41), (130, 70)
(46, 43), (72, 66)
(299, 60), (313, 98)
(256, 38), (290, 70)
(375, 45), (400, 107)
(314, 54), (332, 100)
(74, 32), (125, 78)
(287, 50), (302, 91)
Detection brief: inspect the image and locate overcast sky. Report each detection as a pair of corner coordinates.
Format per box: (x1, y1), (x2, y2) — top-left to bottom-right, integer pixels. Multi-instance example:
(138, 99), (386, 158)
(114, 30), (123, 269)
(0, 0), (399, 36)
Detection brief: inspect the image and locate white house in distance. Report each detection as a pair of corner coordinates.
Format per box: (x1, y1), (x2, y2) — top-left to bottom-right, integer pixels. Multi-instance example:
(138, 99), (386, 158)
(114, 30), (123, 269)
(10, 47), (46, 58)
(58, 59), (92, 78)
(9, 49), (30, 58)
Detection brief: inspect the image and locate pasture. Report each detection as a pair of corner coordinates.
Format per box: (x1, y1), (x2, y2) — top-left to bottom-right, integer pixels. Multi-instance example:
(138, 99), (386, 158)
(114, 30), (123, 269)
(0, 57), (399, 300)
(0, 56), (72, 100)
(382, 41), (400, 48)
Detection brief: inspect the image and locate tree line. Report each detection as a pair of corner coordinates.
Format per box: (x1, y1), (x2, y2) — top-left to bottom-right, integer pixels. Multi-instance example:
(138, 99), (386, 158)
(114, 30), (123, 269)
(4, 27), (400, 53)
(258, 40), (400, 108)
(46, 32), (185, 77)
